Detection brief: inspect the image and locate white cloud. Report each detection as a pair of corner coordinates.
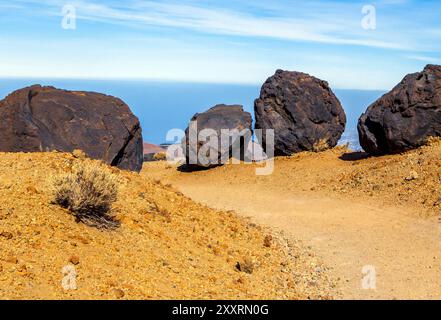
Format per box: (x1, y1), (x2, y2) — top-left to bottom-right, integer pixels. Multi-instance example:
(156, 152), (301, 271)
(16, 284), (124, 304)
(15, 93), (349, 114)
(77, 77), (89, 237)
(11, 0), (409, 50)
(406, 55), (441, 64)
(3, 0), (441, 88)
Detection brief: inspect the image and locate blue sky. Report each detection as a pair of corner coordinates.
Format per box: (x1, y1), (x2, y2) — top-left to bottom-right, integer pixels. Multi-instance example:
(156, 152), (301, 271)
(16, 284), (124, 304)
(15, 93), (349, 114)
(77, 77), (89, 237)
(1, 0), (440, 89)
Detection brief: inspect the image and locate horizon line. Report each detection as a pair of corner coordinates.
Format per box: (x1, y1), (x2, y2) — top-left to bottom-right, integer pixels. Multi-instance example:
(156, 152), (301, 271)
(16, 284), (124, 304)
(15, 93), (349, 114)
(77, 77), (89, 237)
(0, 75), (389, 92)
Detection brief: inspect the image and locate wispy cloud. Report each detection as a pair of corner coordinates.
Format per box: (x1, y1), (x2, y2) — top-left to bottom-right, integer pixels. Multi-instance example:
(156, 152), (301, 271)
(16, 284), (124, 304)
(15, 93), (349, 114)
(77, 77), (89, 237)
(9, 0), (411, 50)
(0, 3), (25, 9)
(2, 0), (441, 88)
(406, 55), (441, 64)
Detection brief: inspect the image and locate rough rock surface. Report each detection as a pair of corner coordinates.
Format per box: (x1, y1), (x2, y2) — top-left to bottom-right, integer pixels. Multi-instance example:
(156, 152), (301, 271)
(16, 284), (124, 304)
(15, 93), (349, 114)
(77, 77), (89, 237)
(254, 70), (346, 156)
(183, 104), (252, 167)
(358, 65), (441, 155)
(0, 85), (143, 171)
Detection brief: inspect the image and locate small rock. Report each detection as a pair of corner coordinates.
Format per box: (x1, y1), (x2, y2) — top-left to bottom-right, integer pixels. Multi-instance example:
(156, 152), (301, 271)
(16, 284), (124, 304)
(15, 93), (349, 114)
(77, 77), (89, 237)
(0, 231), (13, 240)
(263, 235), (272, 248)
(212, 246), (221, 256)
(26, 186), (38, 194)
(235, 258), (254, 274)
(280, 261), (289, 267)
(72, 149), (86, 159)
(69, 255), (80, 265)
(5, 255), (18, 264)
(314, 267), (323, 273)
(113, 288), (125, 299)
(17, 264), (28, 276)
(308, 280), (318, 286)
(405, 171), (419, 181)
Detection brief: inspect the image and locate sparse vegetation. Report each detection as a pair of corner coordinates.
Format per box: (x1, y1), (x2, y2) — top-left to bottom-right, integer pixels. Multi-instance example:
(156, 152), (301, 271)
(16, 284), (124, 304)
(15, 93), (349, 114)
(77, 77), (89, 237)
(51, 161), (119, 229)
(153, 152), (167, 161)
(312, 138), (329, 152)
(0, 152), (322, 299)
(236, 257), (254, 274)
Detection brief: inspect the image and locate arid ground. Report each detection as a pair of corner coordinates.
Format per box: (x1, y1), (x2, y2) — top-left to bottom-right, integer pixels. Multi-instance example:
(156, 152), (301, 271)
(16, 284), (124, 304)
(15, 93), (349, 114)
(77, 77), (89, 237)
(0, 152), (333, 299)
(144, 139), (441, 299)
(2, 139), (441, 299)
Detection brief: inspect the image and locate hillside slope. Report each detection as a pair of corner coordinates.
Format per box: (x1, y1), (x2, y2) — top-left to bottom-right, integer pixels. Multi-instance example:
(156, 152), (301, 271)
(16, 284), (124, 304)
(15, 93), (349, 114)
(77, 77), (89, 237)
(144, 139), (441, 299)
(0, 152), (332, 299)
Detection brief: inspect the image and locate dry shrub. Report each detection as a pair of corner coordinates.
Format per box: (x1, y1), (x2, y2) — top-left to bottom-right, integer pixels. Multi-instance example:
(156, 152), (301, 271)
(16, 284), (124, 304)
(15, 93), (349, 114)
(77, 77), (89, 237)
(312, 139), (329, 152)
(51, 161), (120, 229)
(153, 152), (167, 161)
(148, 202), (172, 223)
(235, 257), (254, 274)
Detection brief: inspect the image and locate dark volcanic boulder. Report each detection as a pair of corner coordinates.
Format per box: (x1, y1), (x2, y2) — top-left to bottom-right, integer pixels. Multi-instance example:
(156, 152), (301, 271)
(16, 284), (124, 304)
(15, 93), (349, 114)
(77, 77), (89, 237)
(0, 85), (143, 172)
(358, 65), (441, 155)
(183, 104), (252, 167)
(254, 70), (346, 155)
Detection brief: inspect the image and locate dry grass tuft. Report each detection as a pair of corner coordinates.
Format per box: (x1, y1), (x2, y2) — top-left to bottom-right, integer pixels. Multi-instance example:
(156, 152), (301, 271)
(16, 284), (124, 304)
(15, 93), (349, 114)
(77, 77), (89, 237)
(153, 152), (167, 161)
(235, 257), (254, 274)
(51, 161), (120, 229)
(312, 139), (330, 152)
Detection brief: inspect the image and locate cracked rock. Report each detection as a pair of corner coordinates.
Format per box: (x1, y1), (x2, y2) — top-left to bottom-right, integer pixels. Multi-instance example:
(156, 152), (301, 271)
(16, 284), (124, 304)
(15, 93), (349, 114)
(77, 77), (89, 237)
(0, 85), (143, 171)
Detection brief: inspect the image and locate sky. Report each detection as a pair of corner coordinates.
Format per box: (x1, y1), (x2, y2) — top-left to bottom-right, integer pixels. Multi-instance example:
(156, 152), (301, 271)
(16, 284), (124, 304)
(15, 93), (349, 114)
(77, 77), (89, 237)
(0, 0), (440, 90)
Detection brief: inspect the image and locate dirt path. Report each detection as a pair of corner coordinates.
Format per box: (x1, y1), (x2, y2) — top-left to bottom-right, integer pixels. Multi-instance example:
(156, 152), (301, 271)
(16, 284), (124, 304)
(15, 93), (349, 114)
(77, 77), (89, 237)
(143, 146), (441, 299)
(171, 183), (441, 299)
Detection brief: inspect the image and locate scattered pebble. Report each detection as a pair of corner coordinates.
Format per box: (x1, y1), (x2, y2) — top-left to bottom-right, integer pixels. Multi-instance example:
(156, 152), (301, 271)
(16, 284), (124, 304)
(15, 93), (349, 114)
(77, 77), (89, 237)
(0, 231), (13, 240)
(113, 288), (125, 299)
(405, 171), (419, 181)
(5, 255), (18, 264)
(263, 235), (272, 248)
(72, 149), (86, 159)
(69, 255), (80, 265)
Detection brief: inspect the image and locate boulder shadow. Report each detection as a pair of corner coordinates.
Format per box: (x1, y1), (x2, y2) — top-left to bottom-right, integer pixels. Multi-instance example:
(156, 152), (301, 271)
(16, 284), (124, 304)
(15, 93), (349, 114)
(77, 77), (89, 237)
(339, 151), (370, 161)
(177, 163), (221, 173)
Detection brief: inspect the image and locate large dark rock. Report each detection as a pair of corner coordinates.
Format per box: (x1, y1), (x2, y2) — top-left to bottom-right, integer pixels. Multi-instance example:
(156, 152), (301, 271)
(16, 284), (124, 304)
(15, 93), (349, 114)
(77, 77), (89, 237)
(358, 65), (441, 155)
(254, 70), (346, 155)
(0, 85), (143, 172)
(183, 104), (252, 167)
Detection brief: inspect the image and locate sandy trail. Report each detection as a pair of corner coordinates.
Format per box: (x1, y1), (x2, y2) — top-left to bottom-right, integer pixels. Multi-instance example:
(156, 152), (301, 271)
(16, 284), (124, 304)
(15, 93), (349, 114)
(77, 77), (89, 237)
(144, 149), (441, 299)
(174, 183), (441, 299)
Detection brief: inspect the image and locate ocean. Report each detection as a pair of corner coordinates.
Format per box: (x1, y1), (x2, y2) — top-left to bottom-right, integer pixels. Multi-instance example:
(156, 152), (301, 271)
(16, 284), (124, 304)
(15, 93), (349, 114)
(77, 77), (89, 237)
(0, 79), (385, 151)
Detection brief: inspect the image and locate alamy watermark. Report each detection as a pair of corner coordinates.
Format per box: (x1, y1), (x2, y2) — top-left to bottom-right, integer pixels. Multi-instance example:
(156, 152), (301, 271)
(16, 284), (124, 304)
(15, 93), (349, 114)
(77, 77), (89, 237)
(62, 4), (76, 30)
(61, 264), (77, 290)
(361, 265), (377, 290)
(361, 5), (376, 30)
